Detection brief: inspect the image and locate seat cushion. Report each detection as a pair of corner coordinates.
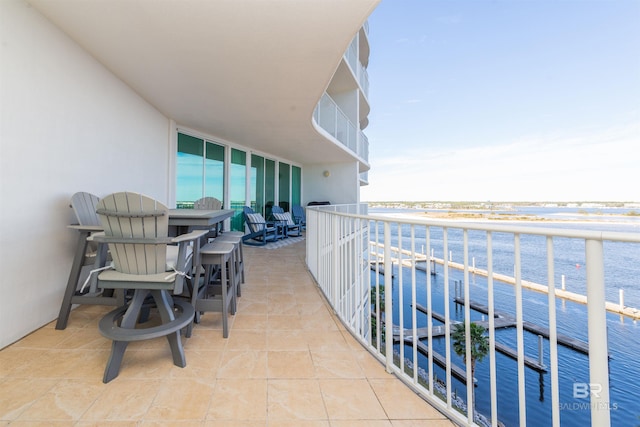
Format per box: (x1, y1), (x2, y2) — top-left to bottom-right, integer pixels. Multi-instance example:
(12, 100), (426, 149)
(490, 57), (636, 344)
(246, 213), (266, 231)
(273, 212), (296, 226)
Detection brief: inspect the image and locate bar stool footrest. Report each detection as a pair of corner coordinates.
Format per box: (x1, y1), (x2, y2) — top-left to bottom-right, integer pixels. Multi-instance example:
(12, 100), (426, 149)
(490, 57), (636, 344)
(99, 300), (195, 342)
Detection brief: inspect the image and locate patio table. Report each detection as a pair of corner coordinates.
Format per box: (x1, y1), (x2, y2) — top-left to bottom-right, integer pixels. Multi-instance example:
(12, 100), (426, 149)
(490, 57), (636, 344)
(56, 209), (235, 329)
(168, 209), (234, 236)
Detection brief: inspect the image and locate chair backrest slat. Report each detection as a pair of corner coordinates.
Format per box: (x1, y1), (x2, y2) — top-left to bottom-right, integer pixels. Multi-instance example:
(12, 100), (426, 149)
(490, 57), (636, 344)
(97, 192), (168, 275)
(194, 197), (222, 210)
(71, 192), (101, 226)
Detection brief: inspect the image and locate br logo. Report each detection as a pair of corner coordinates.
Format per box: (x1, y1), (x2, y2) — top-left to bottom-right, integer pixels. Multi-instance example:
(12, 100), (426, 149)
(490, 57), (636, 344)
(573, 383), (602, 399)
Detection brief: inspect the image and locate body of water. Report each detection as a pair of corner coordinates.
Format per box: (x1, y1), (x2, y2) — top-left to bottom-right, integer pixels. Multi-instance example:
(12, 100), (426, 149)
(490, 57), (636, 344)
(369, 206), (640, 427)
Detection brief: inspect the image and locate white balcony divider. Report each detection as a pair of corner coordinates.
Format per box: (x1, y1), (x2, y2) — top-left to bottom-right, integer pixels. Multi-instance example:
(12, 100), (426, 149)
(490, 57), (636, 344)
(346, 37), (358, 74)
(359, 130), (369, 162)
(305, 204), (639, 427)
(358, 60), (370, 98)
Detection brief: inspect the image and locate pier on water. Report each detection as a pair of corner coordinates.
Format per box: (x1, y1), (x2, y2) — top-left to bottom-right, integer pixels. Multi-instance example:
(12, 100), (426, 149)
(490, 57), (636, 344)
(370, 243), (640, 321)
(408, 304), (550, 371)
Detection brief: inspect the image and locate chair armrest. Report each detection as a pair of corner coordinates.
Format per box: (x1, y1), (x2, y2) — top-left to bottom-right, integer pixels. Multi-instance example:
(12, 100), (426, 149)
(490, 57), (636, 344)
(68, 225), (103, 232)
(92, 235), (175, 245)
(172, 229), (208, 243)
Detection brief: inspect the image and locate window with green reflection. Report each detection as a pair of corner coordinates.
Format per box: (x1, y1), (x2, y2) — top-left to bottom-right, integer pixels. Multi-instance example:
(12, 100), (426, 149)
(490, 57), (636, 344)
(292, 165), (301, 208)
(250, 154), (265, 215)
(205, 142), (225, 203)
(230, 148), (246, 231)
(279, 162), (290, 212)
(176, 133), (204, 208)
(176, 133), (225, 209)
(265, 159), (275, 219)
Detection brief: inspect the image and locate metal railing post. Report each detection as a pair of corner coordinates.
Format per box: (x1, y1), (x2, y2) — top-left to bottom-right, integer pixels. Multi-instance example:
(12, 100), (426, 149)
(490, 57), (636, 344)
(384, 222), (393, 373)
(585, 239), (611, 427)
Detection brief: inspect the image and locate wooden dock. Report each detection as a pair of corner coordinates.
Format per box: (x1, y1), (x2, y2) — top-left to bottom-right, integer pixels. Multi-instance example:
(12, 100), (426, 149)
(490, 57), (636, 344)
(452, 298), (590, 355)
(405, 304), (548, 372)
(406, 336), (471, 384)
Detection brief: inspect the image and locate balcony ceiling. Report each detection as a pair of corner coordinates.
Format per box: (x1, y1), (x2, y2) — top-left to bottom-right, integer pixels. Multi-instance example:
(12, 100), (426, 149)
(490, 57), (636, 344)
(27, 0), (379, 165)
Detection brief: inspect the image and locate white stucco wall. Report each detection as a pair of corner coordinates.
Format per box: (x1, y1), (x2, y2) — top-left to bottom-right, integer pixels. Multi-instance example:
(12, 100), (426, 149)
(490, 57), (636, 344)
(0, 0), (171, 348)
(302, 163), (359, 206)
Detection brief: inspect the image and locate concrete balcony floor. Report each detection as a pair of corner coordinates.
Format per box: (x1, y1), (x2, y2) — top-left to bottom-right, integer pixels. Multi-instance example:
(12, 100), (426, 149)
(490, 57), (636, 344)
(0, 239), (454, 426)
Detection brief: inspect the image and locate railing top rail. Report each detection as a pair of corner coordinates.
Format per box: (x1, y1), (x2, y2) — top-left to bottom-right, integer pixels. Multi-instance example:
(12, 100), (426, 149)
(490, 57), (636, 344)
(308, 204), (640, 243)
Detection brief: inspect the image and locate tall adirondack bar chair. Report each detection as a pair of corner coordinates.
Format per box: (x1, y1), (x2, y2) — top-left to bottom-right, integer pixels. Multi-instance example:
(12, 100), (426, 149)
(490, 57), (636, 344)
(92, 192), (207, 383)
(193, 196), (223, 240)
(56, 192), (123, 330)
(193, 196), (222, 210)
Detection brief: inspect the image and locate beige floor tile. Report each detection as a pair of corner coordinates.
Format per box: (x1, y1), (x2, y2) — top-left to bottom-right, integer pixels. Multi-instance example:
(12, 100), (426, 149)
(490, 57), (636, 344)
(145, 378), (214, 420)
(9, 421), (87, 426)
(225, 330), (267, 351)
(369, 379), (448, 420)
(205, 421), (266, 427)
(80, 379), (162, 420)
(115, 348), (175, 379)
(141, 421), (204, 427)
(75, 422), (138, 426)
(299, 311), (339, 331)
(4, 349), (92, 380)
(217, 351), (267, 379)
(54, 328), (112, 350)
(267, 379), (327, 420)
(9, 327), (78, 350)
(267, 421), (329, 427)
(174, 350), (223, 379)
(233, 313), (268, 330)
(310, 350), (365, 379)
(266, 300), (299, 316)
(46, 349), (110, 380)
(236, 300), (269, 315)
(15, 379), (105, 421)
(267, 314), (304, 330)
(207, 379), (267, 420)
(390, 420), (455, 427)
(182, 329), (229, 351)
(353, 350), (390, 379)
(0, 348), (48, 378)
(0, 378), (58, 420)
(305, 331), (351, 352)
(331, 421), (392, 427)
(319, 379), (387, 420)
(267, 330), (311, 351)
(267, 351), (315, 379)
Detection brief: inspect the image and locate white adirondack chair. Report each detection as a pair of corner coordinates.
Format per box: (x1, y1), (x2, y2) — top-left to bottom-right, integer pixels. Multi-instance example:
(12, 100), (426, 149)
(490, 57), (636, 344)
(93, 192), (207, 383)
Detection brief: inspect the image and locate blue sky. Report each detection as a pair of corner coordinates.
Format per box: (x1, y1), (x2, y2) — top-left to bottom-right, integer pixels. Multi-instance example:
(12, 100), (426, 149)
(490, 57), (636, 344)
(361, 0), (639, 202)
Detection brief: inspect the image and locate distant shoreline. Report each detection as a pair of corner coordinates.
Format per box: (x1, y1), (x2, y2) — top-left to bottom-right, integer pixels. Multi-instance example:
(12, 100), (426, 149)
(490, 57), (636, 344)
(376, 210), (640, 226)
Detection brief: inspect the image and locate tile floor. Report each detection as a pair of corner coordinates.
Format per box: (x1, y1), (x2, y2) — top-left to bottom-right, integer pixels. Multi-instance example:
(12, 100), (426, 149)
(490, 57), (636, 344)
(0, 239), (454, 426)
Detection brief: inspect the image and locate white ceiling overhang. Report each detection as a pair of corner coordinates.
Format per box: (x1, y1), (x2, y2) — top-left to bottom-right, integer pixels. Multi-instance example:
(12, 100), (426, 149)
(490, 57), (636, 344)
(28, 0), (379, 165)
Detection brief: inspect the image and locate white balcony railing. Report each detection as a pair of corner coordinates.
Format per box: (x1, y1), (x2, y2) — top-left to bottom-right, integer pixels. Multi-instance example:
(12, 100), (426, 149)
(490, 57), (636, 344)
(314, 93), (367, 163)
(343, 35), (369, 98)
(305, 204), (640, 427)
